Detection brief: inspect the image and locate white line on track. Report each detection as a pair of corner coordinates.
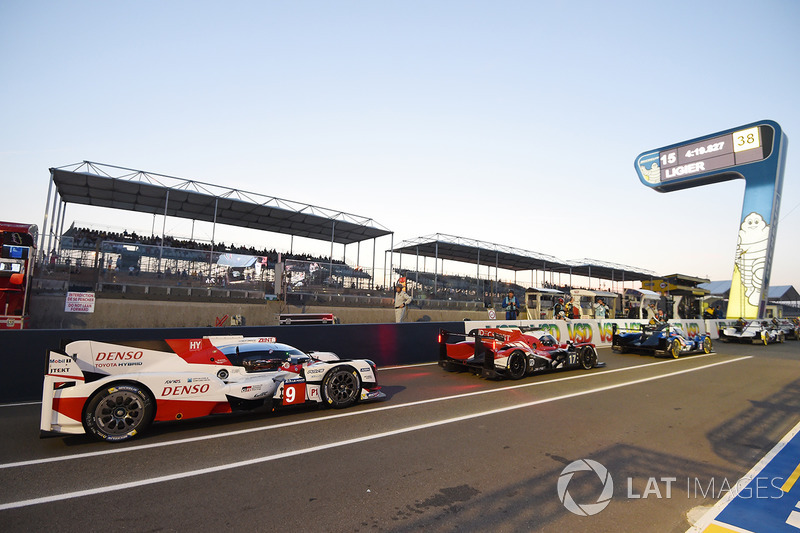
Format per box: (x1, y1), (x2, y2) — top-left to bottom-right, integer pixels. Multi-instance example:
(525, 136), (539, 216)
(382, 361), (439, 370)
(0, 353), (721, 471)
(0, 355), (750, 510)
(0, 401), (40, 408)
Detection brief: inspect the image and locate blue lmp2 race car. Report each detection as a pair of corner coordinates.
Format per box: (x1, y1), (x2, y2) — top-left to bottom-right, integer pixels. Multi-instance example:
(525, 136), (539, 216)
(611, 322), (713, 358)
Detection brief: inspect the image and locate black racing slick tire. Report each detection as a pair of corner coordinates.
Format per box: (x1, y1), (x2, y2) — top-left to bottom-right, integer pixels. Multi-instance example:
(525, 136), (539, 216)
(322, 366), (362, 408)
(703, 337), (712, 354)
(83, 383), (154, 442)
(580, 346), (597, 369)
(505, 350), (528, 380)
(670, 339), (682, 359)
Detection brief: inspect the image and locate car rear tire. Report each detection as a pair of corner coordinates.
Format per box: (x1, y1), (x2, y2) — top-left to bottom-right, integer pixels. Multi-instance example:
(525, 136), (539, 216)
(579, 346), (597, 369)
(702, 337), (712, 354)
(83, 383), (154, 442)
(670, 339), (682, 358)
(506, 350), (527, 380)
(322, 366), (361, 408)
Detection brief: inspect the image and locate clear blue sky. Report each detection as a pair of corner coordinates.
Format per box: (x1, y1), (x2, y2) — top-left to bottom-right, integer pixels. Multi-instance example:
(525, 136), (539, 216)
(1, 0), (798, 287)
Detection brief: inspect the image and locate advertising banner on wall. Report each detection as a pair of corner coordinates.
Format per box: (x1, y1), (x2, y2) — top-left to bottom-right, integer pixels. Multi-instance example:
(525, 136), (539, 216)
(462, 319), (738, 347)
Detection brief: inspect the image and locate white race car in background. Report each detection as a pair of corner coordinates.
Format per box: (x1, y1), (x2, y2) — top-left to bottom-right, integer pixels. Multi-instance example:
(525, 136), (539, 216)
(41, 335), (385, 442)
(719, 319), (785, 345)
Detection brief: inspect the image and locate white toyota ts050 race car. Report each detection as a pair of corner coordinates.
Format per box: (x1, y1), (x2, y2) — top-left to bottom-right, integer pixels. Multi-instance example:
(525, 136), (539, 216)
(41, 335), (385, 442)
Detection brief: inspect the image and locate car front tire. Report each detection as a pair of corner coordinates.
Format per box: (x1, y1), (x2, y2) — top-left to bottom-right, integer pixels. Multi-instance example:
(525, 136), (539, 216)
(580, 346), (597, 369)
(670, 339), (682, 358)
(322, 366), (362, 408)
(703, 337), (712, 354)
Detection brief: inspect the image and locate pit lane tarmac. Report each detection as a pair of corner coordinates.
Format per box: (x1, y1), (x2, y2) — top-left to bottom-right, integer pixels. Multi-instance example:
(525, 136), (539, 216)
(1, 341), (798, 533)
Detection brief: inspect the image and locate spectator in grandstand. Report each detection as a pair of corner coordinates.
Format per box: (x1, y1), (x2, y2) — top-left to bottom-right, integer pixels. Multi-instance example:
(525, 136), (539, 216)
(394, 284), (413, 323)
(703, 305), (715, 319)
(502, 290), (520, 320)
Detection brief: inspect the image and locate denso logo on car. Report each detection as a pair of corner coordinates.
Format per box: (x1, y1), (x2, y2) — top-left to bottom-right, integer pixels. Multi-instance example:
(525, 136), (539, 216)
(306, 368), (325, 375)
(96, 351), (144, 361)
(161, 384), (210, 396)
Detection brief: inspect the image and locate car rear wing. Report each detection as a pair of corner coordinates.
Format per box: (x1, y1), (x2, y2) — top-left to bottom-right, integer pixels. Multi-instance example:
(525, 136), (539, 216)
(611, 322), (671, 334)
(611, 323), (646, 333)
(438, 328), (506, 375)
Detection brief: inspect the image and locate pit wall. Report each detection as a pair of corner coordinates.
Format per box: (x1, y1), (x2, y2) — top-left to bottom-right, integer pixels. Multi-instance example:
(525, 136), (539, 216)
(29, 294), (490, 329)
(463, 319), (741, 346)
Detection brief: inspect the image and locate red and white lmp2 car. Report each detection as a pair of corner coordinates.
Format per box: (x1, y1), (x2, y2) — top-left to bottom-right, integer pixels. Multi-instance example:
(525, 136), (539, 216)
(438, 327), (603, 380)
(41, 335), (385, 442)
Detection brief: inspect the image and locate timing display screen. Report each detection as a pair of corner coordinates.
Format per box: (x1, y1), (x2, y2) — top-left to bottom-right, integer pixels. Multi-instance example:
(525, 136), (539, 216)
(657, 126), (770, 182)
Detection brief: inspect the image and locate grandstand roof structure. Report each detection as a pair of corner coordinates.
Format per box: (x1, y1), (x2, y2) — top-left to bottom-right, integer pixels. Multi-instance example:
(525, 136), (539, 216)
(43, 161), (392, 246)
(391, 233), (659, 283)
(699, 281), (800, 301)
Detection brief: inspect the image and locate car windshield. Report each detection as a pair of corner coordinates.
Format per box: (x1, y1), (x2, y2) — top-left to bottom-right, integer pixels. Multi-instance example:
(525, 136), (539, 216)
(219, 343), (306, 372)
(538, 334), (557, 347)
(670, 327), (687, 337)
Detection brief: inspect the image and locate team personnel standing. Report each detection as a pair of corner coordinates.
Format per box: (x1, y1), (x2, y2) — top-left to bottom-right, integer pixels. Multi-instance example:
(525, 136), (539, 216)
(554, 297), (566, 320)
(394, 284), (413, 323)
(594, 297), (609, 319)
(502, 290), (520, 320)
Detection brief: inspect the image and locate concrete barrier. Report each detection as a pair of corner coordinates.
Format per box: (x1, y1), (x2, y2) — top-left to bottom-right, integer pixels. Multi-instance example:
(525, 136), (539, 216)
(28, 294), (491, 329)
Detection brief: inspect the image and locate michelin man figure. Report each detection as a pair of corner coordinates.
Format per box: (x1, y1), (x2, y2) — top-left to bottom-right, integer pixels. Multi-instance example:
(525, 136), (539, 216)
(735, 212), (770, 307)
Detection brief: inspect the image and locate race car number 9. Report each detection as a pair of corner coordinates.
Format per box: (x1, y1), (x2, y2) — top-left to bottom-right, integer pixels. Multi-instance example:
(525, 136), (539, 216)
(283, 383), (306, 406)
